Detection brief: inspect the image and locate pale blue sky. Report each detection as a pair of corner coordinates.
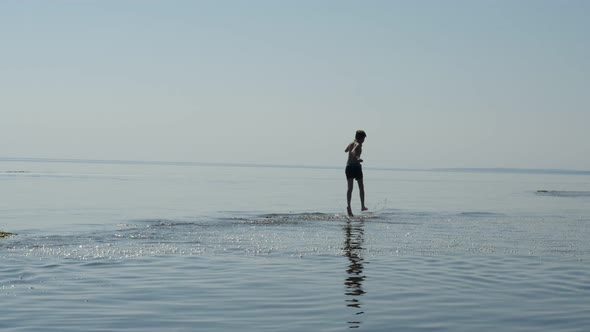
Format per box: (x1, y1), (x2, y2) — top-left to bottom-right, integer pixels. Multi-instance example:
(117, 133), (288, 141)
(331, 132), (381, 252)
(1, 0), (589, 169)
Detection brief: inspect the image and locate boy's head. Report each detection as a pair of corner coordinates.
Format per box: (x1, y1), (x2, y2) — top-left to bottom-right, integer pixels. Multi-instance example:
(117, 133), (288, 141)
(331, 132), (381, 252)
(355, 130), (367, 141)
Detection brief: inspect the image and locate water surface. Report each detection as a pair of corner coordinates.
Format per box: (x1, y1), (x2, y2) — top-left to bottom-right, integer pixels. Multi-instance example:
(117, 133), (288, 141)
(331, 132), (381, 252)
(1, 160), (589, 331)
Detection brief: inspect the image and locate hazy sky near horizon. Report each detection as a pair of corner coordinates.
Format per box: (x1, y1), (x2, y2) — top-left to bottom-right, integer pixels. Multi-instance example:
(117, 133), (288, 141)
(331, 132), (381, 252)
(1, 1), (589, 170)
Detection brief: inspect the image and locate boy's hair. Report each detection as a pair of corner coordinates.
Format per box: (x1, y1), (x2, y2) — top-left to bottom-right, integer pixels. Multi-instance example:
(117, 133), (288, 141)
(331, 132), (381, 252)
(355, 130), (367, 140)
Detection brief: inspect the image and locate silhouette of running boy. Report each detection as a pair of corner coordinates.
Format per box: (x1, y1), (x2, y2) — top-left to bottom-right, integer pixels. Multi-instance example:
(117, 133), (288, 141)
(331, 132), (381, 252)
(345, 130), (368, 217)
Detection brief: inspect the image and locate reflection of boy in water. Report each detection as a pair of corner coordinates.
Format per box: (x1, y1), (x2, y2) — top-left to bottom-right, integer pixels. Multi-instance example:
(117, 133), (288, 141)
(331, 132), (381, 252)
(345, 130), (368, 217)
(343, 220), (366, 328)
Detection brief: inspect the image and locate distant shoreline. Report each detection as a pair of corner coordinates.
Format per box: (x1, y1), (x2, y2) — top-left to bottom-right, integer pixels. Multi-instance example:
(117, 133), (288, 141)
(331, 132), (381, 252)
(1, 157), (589, 176)
(427, 168), (590, 176)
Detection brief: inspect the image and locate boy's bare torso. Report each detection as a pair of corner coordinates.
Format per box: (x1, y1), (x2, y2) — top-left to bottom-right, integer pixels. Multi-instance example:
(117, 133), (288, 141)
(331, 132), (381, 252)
(346, 141), (363, 164)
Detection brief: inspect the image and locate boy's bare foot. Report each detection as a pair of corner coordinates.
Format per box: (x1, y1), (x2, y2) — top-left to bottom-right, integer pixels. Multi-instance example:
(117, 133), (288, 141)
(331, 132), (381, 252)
(361, 206), (368, 211)
(347, 206), (354, 217)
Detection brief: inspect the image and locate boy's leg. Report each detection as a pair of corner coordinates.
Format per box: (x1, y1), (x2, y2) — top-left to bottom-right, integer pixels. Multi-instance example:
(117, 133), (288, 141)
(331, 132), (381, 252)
(357, 178), (368, 211)
(347, 178), (354, 216)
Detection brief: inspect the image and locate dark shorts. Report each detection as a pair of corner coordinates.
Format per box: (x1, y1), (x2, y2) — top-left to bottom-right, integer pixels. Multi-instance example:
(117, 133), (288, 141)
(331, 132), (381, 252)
(345, 163), (363, 180)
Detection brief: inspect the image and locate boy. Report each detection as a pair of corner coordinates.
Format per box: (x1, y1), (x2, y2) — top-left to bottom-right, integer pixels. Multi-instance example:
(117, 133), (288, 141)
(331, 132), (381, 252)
(345, 130), (368, 217)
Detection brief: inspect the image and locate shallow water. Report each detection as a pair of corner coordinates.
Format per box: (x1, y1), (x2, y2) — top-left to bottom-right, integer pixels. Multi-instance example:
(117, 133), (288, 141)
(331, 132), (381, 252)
(1, 161), (590, 331)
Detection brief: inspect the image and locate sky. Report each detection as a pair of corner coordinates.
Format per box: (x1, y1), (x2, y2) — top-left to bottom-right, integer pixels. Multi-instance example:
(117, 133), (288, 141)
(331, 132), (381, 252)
(1, 0), (589, 170)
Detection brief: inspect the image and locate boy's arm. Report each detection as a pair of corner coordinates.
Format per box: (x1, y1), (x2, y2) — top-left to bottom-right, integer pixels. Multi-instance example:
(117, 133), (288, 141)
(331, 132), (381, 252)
(356, 144), (363, 162)
(346, 143), (363, 162)
(344, 142), (353, 152)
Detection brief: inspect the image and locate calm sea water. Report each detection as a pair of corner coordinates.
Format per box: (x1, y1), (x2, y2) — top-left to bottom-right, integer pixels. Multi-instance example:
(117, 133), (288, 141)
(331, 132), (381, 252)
(1, 160), (589, 331)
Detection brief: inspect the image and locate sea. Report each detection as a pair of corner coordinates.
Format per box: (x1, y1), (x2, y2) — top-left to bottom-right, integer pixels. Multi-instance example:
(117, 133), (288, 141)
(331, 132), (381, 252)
(1, 159), (589, 332)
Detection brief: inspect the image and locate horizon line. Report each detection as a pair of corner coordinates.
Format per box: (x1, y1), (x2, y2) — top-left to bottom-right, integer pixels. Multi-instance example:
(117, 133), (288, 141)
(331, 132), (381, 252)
(1, 157), (589, 175)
